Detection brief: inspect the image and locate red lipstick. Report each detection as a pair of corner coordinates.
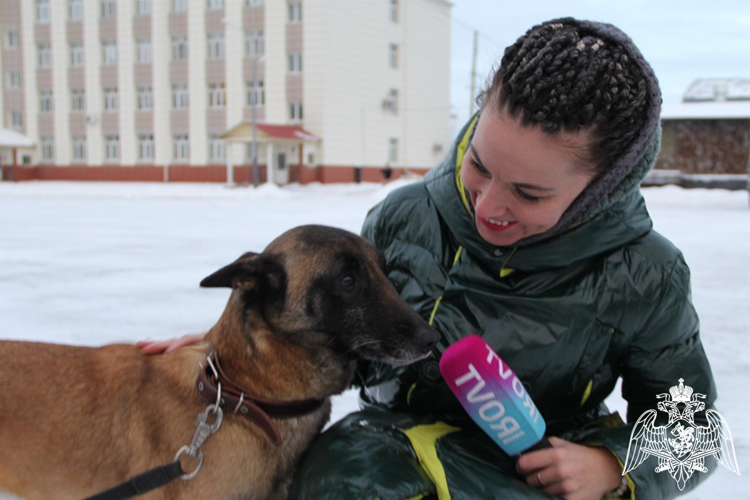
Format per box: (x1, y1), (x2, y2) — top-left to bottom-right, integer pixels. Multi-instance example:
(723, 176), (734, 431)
(479, 218), (518, 232)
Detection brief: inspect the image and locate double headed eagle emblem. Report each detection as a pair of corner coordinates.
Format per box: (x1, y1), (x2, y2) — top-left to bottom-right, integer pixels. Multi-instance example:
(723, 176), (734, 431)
(623, 379), (740, 490)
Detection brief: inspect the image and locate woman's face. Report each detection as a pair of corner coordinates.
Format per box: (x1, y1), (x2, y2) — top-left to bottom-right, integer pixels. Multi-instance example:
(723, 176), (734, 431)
(460, 107), (595, 247)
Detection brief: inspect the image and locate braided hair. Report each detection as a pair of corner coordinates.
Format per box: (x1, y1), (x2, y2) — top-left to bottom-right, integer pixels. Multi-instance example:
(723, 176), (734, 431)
(480, 18), (654, 175)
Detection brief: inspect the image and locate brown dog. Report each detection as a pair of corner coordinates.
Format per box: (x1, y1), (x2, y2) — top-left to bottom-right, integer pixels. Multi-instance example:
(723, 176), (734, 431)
(0, 225), (440, 500)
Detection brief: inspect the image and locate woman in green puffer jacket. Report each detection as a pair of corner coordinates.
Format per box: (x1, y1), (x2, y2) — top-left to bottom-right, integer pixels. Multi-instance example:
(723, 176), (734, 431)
(290, 18), (718, 500)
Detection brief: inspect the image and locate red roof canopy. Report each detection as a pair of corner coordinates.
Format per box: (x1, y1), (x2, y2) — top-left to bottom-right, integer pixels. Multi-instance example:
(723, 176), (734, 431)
(256, 124), (320, 142)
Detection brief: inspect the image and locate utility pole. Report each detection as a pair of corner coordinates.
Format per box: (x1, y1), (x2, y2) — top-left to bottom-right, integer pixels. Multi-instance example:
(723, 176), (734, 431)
(469, 30), (478, 117)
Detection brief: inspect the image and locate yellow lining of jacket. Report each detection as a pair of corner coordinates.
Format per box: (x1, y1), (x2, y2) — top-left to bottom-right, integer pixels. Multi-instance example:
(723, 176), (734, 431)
(453, 116), (515, 278)
(454, 116), (478, 216)
(403, 422), (461, 500)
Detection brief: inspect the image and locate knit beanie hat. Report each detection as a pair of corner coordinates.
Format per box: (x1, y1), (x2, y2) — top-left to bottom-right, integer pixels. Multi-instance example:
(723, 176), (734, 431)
(489, 18), (663, 247)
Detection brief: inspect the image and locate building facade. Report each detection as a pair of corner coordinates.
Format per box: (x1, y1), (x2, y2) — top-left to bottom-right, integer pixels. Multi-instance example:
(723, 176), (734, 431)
(0, 0), (452, 183)
(654, 79), (750, 182)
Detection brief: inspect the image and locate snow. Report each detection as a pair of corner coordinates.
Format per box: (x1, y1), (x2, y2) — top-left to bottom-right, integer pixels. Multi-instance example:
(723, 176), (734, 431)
(0, 180), (747, 498)
(0, 128), (34, 148)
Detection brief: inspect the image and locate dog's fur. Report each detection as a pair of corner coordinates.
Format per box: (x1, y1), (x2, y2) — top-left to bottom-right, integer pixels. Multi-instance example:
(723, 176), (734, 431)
(0, 225), (440, 500)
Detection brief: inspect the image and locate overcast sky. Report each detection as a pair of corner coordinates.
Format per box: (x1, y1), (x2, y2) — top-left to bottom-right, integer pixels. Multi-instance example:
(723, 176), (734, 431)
(447, 0), (750, 130)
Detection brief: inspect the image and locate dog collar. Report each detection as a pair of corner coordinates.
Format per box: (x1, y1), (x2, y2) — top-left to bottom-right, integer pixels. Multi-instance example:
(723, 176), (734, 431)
(195, 349), (326, 446)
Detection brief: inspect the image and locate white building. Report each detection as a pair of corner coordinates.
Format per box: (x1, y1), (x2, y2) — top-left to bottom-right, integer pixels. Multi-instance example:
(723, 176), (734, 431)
(0, 0), (452, 183)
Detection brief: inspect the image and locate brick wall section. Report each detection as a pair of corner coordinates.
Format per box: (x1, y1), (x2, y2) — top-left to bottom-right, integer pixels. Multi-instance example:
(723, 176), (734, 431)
(656, 119), (750, 174)
(67, 20), (83, 41)
(1, 165), (429, 183)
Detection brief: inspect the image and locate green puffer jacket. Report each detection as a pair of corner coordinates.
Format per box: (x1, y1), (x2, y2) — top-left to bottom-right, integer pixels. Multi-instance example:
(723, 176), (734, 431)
(290, 117), (717, 500)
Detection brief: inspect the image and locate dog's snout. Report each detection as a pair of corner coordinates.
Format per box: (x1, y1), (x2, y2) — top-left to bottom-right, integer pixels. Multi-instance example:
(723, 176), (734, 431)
(416, 326), (441, 351)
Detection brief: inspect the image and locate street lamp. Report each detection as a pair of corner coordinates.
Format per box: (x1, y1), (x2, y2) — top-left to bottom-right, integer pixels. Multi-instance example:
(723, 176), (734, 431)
(249, 55), (262, 188)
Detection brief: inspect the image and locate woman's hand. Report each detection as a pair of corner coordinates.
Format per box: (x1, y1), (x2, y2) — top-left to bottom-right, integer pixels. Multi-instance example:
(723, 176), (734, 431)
(516, 437), (624, 500)
(136, 333), (207, 354)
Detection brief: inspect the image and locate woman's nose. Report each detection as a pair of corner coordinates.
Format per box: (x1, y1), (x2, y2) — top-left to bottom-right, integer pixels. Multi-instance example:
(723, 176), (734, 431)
(475, 183), (510, 216)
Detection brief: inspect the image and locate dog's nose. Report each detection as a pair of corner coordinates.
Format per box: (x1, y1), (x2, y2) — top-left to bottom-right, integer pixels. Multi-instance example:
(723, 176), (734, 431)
(416, 327), (441, 351)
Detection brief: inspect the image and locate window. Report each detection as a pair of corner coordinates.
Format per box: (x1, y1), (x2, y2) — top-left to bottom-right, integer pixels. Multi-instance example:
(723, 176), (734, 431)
(389, 0), (398, 23)
(288, 2), (301, 22)
(39, 89), (54, 113)
(37, 0), (50, 23)
(41, 136), (54, 161)
(69, 0), (83, 20)
(388, 138), (399, 163)
(289, 102), (303, 121)
(104, 87), (118, 111)
(138, 134), (154, 161)
(71, 42), (85, 66)
(208, 135), (225, 163)
(8, 71), (21, 89)
(6, 31), (19, 50)
(245, 29), (264, 56)
(72, 135), (86, 161)
(389, 44), (399, 69)
(172, 84), (188, 108)
(288, 52), (302, 73)
(246, 80), (265, 106)
(103, 40), (117, 65)
(101, 0), (116, 19)
(383, 88), (398, 114)
(104, 135), (119, 161)
(207, 0), (224, 10)
(172, 35), (187, 61)
(9, 111), (23, 129)
(71, 89), (85, 112)
(136, 0), (151, 16)
(207, 33), (224, 60)
(137, 86), (153, 110)
(173, 134), (189, 161)
(246, 0), (263, 7)
(136, 38), (152, 64)
(173, 0), (187, 12)
(208, 82), (226, 108)
(38, 44), (52, 68)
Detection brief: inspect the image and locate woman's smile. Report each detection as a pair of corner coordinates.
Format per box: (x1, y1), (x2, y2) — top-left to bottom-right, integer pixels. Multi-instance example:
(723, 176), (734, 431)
(480, 218), (518, 231)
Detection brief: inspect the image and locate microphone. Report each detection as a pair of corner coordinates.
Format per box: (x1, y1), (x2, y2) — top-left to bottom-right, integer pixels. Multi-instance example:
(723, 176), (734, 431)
(439, 334), (551, 456)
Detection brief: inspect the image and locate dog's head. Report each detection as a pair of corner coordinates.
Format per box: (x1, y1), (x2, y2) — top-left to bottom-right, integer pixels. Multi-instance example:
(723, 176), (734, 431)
(200, 225), (440, 366)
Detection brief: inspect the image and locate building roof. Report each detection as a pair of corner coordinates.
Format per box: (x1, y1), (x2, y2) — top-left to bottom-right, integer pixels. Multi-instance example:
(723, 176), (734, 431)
(0, 128), (35, 148)
(683, 78), (750, 102)
(661, 101), (750, 120)
(219, 122), (321, 143)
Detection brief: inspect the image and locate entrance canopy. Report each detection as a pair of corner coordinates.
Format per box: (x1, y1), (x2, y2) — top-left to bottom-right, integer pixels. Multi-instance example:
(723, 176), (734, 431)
(0, 128), (35, 148)
(218, 122), (320, 144)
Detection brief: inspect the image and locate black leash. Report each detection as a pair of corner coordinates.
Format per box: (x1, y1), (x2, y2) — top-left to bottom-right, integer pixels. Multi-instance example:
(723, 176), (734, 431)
(82, 461), (185, 500)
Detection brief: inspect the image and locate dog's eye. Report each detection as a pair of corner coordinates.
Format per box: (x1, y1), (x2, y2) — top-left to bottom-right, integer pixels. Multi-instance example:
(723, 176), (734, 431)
(340, 275), (355, 288)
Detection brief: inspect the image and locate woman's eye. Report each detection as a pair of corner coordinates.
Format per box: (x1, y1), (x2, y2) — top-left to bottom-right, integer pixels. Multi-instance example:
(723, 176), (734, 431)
(515, 187), (541, 203)
(470, 157), (490, 176)
(340, 275), (355, 288)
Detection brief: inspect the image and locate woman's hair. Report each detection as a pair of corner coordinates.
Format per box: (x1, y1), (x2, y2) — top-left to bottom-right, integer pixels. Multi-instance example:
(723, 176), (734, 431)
(479, 18), (653, 175)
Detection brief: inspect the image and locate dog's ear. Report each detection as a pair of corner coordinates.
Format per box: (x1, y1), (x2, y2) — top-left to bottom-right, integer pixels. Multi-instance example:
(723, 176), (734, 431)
(200, 252), (284, 293)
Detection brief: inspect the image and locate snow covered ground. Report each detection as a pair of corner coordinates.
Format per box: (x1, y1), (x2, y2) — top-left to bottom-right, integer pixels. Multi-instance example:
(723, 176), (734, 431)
(0, 180), (747, 498)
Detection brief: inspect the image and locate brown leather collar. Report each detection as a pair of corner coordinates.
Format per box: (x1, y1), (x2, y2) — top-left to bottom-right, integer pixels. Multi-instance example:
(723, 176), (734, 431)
(195, 349), (325, 446)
